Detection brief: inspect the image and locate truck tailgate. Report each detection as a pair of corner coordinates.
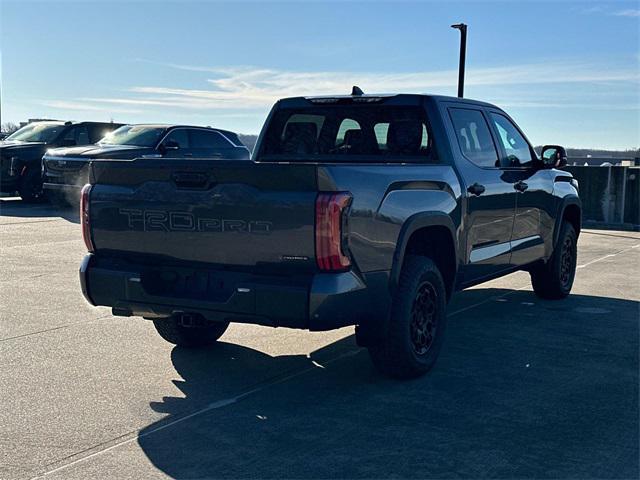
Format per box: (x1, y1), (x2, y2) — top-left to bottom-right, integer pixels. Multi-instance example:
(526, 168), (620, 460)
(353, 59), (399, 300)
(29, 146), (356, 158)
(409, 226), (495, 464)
(89, 159), (318, 270)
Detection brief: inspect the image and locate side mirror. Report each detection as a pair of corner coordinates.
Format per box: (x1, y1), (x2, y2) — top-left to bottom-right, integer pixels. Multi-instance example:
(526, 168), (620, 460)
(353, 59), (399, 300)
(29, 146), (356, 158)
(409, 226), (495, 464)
(541, 145), (567, 169)
(160, 140), (180, 152)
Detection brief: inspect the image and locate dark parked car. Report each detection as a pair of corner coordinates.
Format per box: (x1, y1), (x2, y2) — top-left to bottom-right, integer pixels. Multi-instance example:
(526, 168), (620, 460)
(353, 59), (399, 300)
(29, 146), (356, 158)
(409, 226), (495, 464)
(0, 121), (122, 201)
(79, 92), (580, 378)
(43, 124), (251, 204)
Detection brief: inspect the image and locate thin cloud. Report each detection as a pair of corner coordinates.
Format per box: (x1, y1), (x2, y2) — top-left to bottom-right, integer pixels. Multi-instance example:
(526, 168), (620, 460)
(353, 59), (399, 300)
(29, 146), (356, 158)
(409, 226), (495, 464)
(581, 5), (606, 14)
(496, 101), (639, 110)
(41, 100), (142, 114)
(581, 5), (640, 17)
(612, 9), (640, 17)
(112, 62), (639, 110)
(44, 62), (639, 117)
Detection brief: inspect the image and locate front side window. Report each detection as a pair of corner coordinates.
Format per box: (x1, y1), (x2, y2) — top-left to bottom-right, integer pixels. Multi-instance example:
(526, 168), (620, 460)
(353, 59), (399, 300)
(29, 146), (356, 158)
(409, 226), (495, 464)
(489, 113), (534, 168)
(99, 125), (166, 147)
(260, 105), (432, 162)
(449, 108), (499, 168)
(6, 122), (65, 143)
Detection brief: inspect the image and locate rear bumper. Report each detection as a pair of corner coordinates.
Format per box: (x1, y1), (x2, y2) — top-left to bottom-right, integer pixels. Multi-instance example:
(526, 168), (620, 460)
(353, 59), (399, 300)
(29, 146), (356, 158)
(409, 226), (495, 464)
(80, 254), (389, 331)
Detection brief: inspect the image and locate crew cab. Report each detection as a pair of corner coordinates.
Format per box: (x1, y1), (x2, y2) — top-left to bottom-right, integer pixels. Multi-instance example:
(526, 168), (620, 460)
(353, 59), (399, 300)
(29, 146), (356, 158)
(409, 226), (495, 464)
(43, 124), (250, 204)
(0, 121), (121, 201)
(79, 92), (581, 378)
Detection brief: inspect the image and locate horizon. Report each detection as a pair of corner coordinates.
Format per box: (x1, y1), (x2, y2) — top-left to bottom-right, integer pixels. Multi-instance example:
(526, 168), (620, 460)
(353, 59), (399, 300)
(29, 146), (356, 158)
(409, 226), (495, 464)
(1, 0), (639, 150)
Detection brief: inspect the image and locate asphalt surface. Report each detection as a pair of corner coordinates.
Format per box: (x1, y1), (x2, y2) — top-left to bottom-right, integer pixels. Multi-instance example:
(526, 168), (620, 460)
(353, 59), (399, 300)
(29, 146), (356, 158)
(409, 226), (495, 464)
(1, 197), (638, 480)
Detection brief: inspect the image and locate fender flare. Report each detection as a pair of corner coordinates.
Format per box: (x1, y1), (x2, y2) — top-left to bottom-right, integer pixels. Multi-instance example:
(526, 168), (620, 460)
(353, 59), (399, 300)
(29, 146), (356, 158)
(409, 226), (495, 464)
(389, 212), (458, 294)
(554, 195), (582, 247)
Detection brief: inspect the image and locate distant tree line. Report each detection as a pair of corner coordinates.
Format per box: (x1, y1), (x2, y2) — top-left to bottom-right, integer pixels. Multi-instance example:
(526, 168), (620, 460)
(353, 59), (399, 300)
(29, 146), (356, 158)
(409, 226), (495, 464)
(1, 122), (20, 135)
(534, 146), (639, 159)
(565, 148), (639, 159)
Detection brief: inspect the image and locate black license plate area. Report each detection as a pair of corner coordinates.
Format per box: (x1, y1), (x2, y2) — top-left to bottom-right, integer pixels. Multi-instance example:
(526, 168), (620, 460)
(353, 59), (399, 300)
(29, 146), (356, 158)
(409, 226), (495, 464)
(141, 267), (244, 302)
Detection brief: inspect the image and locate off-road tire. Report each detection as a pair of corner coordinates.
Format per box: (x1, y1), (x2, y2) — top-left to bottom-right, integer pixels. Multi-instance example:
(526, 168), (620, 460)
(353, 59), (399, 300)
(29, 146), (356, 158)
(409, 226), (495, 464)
(530, 221), (577, 299)
(368, 256), (447, 379)
(152, 316), (229, 347)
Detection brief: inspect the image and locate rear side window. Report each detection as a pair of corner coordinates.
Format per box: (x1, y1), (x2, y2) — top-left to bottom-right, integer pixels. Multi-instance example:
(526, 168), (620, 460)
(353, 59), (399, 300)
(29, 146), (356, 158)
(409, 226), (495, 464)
(89, 124), (119, 143)
(189, 129), (232, 149)
(449, 108), (499, 168)
(63, 125), (90, 146)
(260, 105), (433, 162)
(163, 129), (190, 148)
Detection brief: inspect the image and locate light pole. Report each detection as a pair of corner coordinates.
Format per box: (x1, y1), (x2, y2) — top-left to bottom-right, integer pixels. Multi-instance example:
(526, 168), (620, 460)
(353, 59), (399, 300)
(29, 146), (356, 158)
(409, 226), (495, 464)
(451, 23), (467, 98)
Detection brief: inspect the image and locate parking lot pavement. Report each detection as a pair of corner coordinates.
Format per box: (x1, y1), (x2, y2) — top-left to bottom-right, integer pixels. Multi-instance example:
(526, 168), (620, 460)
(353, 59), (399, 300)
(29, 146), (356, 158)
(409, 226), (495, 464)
(1, 196), (638, 480)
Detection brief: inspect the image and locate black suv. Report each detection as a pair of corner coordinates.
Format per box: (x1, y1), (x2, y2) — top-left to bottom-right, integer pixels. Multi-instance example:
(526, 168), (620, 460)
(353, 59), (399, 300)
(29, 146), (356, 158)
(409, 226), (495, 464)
(79, 93), (581, 378)
(0, 121), (122, 201)
(43, 124), (251, 204)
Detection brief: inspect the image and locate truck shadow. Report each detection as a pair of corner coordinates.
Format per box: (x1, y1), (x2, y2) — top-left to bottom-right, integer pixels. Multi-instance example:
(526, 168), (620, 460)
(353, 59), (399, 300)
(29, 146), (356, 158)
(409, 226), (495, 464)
(0, 197), (79, 223)
(138, 288), (639, 479)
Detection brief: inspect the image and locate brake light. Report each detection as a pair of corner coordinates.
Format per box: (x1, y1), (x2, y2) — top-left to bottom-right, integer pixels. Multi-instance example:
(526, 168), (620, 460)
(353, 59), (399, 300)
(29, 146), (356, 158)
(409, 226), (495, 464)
(80, 184), (94, 252)
(315, 192), (352, 271)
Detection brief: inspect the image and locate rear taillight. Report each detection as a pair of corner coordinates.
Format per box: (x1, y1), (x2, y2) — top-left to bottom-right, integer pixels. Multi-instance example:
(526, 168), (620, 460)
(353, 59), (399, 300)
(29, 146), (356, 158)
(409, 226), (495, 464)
(80, 184), (94, 252)
(315, 192), (352, 271)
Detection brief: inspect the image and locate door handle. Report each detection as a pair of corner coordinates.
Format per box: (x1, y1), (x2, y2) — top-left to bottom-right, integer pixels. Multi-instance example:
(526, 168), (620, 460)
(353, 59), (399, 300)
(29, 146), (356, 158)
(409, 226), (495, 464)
(467, 183), (486, 196)
(514, 181), (529, 192)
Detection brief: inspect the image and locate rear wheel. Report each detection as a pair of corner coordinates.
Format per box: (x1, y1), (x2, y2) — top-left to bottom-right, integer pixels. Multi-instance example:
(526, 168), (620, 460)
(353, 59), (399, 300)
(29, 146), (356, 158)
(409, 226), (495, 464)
(152, 314), (229, 348)
(368, 256), (447, 379)
(530, 221), (577, 299)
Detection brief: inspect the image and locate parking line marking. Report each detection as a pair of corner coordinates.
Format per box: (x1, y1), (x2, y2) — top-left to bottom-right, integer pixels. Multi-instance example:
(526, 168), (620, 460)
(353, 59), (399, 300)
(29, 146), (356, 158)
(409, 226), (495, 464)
(0, 219), (62, 226)
(582, 230), (640, 241)
(30, 240), (640, 478)
(0, 315), (111, 343)
(577, 243), (640, 270)
(450, 242), (640, 316)
(448, 286), (527, 316)
(32, 348), (360, 479)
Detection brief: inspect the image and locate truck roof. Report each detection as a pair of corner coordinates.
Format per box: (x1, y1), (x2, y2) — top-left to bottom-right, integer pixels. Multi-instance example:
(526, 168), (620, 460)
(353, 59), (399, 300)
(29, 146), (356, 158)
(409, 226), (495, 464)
(279, 93), (499, 110)
(24, 120), (123, 127)
(127, 124), (232, 131)
(125, 124), (241, 137)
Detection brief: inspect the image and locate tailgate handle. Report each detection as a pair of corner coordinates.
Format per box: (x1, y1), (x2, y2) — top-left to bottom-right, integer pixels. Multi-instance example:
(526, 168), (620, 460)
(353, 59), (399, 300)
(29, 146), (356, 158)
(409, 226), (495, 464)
(171, 172), (209, 189)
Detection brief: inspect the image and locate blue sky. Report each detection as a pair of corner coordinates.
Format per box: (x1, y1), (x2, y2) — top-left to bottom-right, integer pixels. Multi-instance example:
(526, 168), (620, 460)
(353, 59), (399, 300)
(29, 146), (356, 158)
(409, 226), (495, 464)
(1, 0), (638, 149)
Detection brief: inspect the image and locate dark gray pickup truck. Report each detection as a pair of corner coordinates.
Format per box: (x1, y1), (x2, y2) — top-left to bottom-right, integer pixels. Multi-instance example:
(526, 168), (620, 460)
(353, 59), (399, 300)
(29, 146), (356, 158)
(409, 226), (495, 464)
(79, 92), (581, 378)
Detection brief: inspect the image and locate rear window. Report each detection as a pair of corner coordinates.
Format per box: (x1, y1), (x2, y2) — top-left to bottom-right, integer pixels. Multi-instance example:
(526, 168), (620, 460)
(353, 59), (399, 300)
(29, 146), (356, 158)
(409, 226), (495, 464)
(260, 105), (432, 162)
